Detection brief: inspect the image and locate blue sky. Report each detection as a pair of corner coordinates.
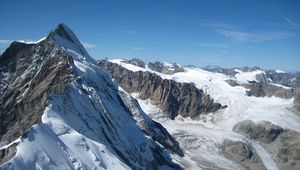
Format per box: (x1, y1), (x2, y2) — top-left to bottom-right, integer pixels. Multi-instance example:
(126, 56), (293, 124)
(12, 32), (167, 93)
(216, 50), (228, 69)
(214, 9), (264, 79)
(0, 0), (300, 71)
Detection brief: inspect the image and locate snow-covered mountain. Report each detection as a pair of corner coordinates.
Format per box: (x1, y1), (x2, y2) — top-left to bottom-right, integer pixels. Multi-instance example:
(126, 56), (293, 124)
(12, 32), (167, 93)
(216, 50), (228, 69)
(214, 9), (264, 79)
(99, 58), (300, 170)
(1, 24), (300, 170)
(203, 65), (300, 89)
(0, 24), (183, 169)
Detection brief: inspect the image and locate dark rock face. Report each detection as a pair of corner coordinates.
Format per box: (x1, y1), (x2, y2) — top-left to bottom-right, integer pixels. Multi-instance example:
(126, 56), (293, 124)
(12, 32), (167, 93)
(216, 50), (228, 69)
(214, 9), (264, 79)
(233, 120), (284, 143)
(260, 71), (300, 89)
(118, 90), (183, 156)
(225, 79), (239, 87)
(224, 78), (300, 112)
(0, 144), (17, 165)
(148, 61), (185, 74)
(240, 82), (300, 112)
(294, 90), (300, 112)
(123, 58), (145, 68)
(0, 40), (74, 147)
(243, 82), (295, 99)
(220, 140), (266, 170)
(234, 120), (300, 170)
(276, 130), (300, 170)
(1, 24), (184, 169)
(98, 60), (223, 119)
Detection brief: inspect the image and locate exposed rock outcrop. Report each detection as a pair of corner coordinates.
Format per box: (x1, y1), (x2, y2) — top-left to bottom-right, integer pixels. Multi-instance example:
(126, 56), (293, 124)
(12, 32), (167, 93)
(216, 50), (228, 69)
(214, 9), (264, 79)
(258, 71), (300, 89)
(233, 120), (284, 143)
(295, 90), (300, 112)
(148, 61), (185, 74)
(0, 144), (17, 165)
(225, 79), (300, 112)
(123, 58), (146, 68)
(118, 90), (183, 156)
(225, 79), (239, 87)
(220, 140), (266, 170)
(99, 59), (223, 119)
(204, 66), (300, 89)
(241, 82), (300, 112)
(0, 39), (74, 148)
(0, 24), (183, 169)
(234, 120), (300, 170)
(243, 82), (295, 99)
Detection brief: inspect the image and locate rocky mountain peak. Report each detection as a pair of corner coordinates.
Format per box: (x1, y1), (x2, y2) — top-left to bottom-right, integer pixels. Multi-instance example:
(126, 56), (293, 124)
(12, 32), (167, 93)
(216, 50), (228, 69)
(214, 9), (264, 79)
(0, 24), (183, 169)
(53, 23), (77, 44)
(47, 23), (91, 60)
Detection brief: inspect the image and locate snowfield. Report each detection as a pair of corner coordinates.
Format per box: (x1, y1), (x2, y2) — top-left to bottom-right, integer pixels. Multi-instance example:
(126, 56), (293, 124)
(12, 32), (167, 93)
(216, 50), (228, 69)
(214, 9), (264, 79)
(112, 59), (300, 132)
(1, 24), (299, 169)
(115, 59), (300, 170)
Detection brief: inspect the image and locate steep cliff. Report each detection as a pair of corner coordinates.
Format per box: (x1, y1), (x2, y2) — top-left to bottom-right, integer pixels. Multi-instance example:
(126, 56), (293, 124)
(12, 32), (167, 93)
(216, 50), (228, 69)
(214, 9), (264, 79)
(0, 24), (182, 169)
(98, 59), (223, 119)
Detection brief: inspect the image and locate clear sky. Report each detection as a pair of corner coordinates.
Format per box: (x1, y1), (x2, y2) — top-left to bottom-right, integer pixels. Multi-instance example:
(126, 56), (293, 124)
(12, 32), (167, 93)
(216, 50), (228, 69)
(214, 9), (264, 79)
(0, 0), (300, 71)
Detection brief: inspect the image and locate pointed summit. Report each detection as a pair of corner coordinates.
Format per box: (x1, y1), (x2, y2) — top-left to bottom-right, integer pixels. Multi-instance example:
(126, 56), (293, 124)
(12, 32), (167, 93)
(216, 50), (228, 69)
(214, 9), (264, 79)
(47, 23), (91, 59)
(53, 23), (80, 44)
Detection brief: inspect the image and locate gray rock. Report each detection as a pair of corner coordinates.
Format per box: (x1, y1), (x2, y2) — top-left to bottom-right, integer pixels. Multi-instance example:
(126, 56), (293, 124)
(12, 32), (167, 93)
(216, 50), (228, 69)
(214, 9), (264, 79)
(0, 144), (17, 165)
(118, 90), (183, 156)
(220, 140), (266, 170)
(123, 58), (145, 68)
(275, 130), (300, 170)
(0, 39), (74, 148)
(241, 82), (300, 112)
(234, 120), (300, 170)
(225, 79), (240, 87)
(99, 59), (223, 119)
(203, 66), (300, 89)
(261, 71), (300, 89)
(0, 24), (183, 169)
(233, 120), (283, 143)
(148, 61), (185, 74)
(293, 88), (300, 112)
(242, 82), (295, 99)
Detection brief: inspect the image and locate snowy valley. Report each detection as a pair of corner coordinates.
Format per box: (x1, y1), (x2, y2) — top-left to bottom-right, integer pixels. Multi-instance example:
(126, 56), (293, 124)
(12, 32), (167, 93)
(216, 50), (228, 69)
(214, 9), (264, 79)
(0, 24), (300, 170)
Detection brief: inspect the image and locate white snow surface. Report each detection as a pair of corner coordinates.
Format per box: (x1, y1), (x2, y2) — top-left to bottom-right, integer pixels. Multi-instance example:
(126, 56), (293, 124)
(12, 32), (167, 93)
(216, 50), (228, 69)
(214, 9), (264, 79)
(1, 27), (298, 169)
(1, 28), (177, 170)
(16, 37), (46, 44)
(275, 69), (286, 73)
(115, 60), (300, 170)
(233, 68), (264, 84)
(116, 60), (300, 132)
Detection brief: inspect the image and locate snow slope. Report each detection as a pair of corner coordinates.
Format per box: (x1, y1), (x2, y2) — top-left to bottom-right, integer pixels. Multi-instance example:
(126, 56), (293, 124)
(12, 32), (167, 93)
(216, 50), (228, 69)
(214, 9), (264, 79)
(112, 59), (300, 170)
(0, 25), (180, 170)
(111, 59), (300, 132)
(233, 68), (264, 84)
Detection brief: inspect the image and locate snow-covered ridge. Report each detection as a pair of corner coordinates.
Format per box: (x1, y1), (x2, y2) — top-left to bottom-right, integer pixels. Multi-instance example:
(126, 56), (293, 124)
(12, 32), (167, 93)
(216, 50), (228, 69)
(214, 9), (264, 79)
(48, 23), (95, 63)
(110, 59), (299, 169)
(16, 37), (47, 44)
(109, 58), (300, 132)
(0, 24), (181, 169)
